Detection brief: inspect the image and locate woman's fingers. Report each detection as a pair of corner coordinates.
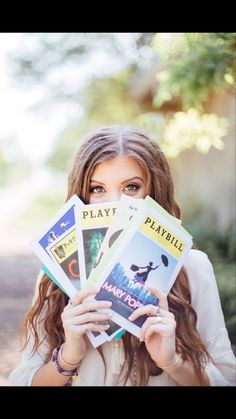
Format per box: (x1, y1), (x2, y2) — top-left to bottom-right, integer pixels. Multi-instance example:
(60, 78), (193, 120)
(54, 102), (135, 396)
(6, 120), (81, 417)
(144, 320), (176, 342)
(62, 289), (114, 341)
(69, 288), (101, 306)
(128, 304), (155, 321)
(62, 289), (113, 340)
(146, 284), (169, 310)
(140, 313), (176, 341)
(63, 299), (112, 317)
(65, 310), (113, 326)
(69, 322), (110, 337)
(128, 303), (168, 322)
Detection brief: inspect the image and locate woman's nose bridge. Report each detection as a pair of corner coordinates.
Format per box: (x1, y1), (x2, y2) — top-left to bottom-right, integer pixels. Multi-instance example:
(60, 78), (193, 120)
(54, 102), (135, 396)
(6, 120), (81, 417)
(108, 190), (122, 202)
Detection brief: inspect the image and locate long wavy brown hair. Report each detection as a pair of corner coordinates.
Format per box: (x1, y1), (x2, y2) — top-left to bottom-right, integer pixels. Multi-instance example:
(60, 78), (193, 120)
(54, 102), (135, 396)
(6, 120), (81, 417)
(24, 125), (211, 385)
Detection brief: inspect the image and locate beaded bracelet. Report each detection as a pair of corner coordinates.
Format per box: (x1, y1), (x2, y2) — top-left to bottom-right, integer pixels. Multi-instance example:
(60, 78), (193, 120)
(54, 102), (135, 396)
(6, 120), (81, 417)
(59, 343), (81, 368)
(158, 354), (182, 370)
(52, 346), (80, 377)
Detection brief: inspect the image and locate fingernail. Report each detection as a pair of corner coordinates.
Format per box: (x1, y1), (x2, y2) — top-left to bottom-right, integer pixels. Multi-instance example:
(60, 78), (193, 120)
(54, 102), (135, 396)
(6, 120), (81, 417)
(128, 316), (133, 321)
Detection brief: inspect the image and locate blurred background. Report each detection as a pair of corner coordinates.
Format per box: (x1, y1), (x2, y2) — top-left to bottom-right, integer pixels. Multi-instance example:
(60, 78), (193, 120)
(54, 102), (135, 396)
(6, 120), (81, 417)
(0, 33), (235, 385)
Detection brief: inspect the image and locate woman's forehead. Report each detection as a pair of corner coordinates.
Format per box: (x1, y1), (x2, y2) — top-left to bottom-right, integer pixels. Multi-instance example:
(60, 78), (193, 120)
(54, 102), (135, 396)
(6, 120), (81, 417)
(92, 156), (146, 179)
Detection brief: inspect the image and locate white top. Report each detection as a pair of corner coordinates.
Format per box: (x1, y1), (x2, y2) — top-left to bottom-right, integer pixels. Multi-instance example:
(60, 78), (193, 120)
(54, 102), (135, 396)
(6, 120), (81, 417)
(9, 250), (236, 386)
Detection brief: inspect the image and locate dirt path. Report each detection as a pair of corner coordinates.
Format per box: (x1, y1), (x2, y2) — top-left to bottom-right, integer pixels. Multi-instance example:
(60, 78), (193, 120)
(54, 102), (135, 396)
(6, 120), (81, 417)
(0, 253), (41, 385)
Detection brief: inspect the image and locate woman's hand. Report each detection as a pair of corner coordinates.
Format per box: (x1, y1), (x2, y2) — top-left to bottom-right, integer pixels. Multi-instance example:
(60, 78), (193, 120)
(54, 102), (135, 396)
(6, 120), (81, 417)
(128, 284), (177, 368)
(61, 288), (112, 364)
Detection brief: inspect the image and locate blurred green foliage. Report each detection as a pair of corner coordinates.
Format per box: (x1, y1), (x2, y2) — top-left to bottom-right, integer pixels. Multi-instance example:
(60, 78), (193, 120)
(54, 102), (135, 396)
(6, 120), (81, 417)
(161, 109), (228, 157)
(0, 159), (33, 187)
(6, 33), (233, 169)
(13, 188), (66, 230)
(81, 68), (138, 124)
(47, 124), (85, 173)
(214, 262), (236, 345)
(47, 69), (139, 173)
(0, 133), (35, 186)
(0, 149), (7, 171)
(137, 33), (235, 158)
(137, 108), (228, 158)
(135, 112), (166, 143)
(9, 33), (155, 104)
(6, 33), (155, 175)
(153, 33), (235, 110)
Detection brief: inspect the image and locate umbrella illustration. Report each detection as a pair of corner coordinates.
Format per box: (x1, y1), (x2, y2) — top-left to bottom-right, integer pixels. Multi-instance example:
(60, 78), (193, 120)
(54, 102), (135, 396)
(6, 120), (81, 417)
(159, 254), (169, 268)
(130, 264), (139, 272)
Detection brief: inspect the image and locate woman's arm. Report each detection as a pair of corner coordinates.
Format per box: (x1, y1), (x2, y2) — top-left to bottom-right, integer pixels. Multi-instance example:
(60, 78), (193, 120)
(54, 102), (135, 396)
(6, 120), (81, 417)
(31, 341), (85, 386)
(129, 284), (210, 386)
(158, 353), (209, 386)
(31, 360), (73, 386)
(10, 288), (113, 386)
(31, 289), (113, 386)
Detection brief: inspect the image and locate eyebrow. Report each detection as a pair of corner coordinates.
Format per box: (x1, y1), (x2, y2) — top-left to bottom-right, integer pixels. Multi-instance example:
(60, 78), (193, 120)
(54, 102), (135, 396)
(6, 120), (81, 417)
(90, 176), (145, 185)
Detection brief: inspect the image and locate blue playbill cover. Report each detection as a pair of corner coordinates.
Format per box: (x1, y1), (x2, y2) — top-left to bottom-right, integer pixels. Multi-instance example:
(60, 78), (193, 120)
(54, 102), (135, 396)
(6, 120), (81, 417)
(31, 194), (84, 298)
(46, 225), (81, 292)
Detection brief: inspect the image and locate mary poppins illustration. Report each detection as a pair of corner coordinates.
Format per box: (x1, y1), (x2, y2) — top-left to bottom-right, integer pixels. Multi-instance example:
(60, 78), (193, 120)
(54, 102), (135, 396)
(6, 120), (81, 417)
(130, 254), (169, 285)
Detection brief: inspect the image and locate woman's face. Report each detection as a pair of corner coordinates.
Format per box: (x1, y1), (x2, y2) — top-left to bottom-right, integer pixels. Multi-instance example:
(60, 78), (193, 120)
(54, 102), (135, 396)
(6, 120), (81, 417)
(89, 156), (148, 204)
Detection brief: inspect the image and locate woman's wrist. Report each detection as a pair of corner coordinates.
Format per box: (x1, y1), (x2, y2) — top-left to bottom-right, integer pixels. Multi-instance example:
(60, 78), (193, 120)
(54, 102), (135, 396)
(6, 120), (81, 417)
(157, 353), (182, 370)
(157, 354), (209, 386)
(59, 343), (83, 369)
(51, 346), (80, 377)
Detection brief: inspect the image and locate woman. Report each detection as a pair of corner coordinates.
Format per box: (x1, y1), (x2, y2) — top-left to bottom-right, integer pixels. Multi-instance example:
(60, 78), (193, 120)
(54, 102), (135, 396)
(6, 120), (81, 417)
(9, 125), (235, 386)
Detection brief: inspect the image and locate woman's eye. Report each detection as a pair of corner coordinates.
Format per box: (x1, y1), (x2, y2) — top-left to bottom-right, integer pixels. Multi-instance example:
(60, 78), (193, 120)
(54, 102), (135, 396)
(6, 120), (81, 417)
(89, 186), (105, 194)
(123, 184), (140, 192)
